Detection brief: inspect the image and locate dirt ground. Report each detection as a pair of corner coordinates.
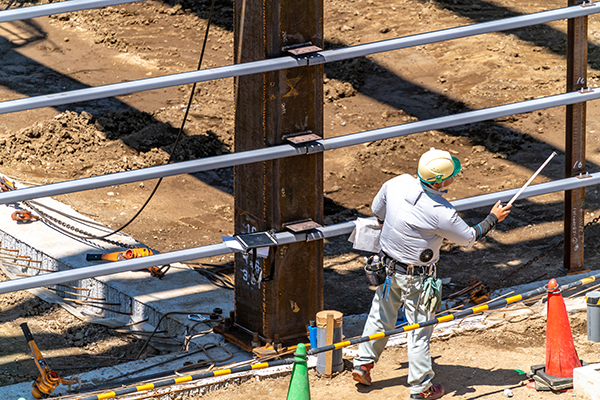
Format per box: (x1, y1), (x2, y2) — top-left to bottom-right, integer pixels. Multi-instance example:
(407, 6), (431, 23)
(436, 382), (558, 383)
(1, 0), (600, 398)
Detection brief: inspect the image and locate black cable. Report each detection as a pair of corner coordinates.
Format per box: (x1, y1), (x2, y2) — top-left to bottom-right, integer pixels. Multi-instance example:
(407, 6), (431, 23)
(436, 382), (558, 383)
(5, 0), (16, 11)
(60, 0), (218, 241)
(134, 311), (222, 360)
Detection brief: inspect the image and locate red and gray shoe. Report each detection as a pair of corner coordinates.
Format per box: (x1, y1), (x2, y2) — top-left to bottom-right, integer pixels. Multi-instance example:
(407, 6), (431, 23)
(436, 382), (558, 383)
(410, 384), (445, 399)
(352, 363), (374, 386)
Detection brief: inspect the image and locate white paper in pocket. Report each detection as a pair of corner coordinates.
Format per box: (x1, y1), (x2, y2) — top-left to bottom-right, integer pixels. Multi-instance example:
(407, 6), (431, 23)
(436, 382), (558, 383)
(349, 217), (382, 253)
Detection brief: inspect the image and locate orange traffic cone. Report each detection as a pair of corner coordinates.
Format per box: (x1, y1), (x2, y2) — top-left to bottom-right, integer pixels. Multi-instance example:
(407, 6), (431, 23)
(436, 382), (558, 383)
(545, 278), (581, 377)
(528, 278), (583, 391)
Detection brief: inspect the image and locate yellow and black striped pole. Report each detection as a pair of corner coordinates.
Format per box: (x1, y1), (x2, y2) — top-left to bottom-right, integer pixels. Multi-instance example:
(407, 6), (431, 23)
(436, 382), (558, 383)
(75, 358), (296, 400)
(306, 272), (600, 355)
(75, 272), (600, 400)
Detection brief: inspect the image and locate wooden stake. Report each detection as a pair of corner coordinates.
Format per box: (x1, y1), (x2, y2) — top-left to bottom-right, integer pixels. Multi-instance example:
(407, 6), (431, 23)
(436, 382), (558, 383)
(325, 312), (334, 376)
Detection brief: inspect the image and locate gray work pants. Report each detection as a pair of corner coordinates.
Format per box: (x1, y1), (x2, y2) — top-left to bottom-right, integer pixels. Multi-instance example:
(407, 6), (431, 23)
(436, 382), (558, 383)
(353, 273), (434, 395)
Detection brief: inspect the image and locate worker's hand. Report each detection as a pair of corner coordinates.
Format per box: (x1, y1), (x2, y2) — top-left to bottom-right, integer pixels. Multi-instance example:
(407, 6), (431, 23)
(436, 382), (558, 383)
(491, 200), (511, 222)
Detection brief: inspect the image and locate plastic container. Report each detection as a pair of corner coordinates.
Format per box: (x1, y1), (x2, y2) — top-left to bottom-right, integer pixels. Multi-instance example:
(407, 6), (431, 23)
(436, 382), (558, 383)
(586, 291), (600, 342)
(308, 320), (318, 350)
(315, 310), (344, 375)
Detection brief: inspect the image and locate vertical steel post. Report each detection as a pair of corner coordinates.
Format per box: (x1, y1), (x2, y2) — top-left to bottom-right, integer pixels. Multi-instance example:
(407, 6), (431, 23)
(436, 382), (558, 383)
(232, 0), (324, 347)
(564, 0), (588, 272)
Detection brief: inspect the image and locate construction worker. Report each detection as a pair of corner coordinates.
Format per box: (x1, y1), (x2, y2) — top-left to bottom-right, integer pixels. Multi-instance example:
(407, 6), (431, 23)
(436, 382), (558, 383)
(352, 147), (511, 399)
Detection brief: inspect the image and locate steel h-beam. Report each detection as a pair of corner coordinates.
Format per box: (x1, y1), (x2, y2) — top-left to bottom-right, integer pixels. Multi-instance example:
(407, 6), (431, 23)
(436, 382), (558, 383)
(564, 0), (589, 272)
(230, 0), (324, 349)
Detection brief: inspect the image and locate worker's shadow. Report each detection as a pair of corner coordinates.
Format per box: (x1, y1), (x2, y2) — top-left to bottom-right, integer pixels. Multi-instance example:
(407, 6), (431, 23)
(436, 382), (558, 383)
(351, 356), (526, 396)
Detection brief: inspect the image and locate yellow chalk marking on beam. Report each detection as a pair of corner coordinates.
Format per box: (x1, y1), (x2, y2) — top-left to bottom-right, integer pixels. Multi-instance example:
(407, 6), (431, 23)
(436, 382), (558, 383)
(251, 362), (270, 370)
(437, 314), (455, 323)
(136, 383), (155, 391)
(506, 294), (523, 304)
(335, 340), (352, 349)
(98, 392), (116, 400)
(174, 376), (193, 384)
(472, 304), (489, 313)
(214, 369), (232, 377)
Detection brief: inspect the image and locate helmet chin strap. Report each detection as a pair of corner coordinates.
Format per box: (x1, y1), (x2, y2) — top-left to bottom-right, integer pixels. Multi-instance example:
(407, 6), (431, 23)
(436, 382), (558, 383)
(435, 180), (449, 194)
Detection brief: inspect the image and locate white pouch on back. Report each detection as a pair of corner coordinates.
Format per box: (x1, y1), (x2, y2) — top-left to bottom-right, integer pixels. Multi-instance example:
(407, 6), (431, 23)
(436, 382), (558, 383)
(349, 217), (382, 253)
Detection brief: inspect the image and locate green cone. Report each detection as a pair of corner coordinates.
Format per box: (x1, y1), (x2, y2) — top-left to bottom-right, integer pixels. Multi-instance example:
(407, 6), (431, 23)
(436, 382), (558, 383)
(286, 343), (311, 400)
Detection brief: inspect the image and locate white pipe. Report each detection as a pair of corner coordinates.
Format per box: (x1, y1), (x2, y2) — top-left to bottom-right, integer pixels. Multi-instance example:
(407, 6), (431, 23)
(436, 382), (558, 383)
(1, 173), (600, 295)
(0, 90), (597, 205)
(0, 0), (144, 23)
(506, 152), (557, 206)
(1, 3), (600, 114)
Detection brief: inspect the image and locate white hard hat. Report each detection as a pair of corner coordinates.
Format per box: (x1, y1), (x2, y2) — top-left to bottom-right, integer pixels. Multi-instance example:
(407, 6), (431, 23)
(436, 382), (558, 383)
(417, 147), (461, 184)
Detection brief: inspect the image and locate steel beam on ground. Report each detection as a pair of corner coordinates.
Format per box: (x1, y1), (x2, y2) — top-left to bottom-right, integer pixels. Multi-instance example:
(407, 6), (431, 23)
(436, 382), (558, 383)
(564, 1), (589, 272)
(1, 173), (600, 295)
(0, 0), (144, 23)
(1, 3), (600, 115)
(0, 90), (600, 205)
(232, 0), (324, 349)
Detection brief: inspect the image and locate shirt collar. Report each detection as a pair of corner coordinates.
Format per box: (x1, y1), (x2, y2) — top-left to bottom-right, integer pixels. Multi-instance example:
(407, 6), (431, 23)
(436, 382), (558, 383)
(420, 181), (448, 196)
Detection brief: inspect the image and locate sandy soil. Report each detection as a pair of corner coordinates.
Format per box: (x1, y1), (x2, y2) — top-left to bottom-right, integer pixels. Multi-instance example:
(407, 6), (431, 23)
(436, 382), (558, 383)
(0, 0), (600, 397)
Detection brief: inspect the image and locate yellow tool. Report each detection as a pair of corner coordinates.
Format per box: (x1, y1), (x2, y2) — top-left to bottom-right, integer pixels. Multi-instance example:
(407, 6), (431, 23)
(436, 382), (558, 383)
(0, 175), (16, 192)
(20, 323), (79, 398)
(86, 247), (153, 262)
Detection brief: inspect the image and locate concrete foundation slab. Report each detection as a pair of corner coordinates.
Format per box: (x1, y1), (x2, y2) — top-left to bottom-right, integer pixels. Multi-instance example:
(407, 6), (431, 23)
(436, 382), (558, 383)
(0, 178), (234, 340)
(574, 363), (600, 400)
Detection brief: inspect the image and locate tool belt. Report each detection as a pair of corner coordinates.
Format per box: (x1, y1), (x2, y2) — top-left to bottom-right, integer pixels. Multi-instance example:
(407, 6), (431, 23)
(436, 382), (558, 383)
(380, 251), (426, 275)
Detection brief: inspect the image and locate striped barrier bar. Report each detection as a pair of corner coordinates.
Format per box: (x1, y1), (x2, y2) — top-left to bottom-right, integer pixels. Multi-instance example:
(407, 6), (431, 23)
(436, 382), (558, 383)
(74, 272), (600, 399)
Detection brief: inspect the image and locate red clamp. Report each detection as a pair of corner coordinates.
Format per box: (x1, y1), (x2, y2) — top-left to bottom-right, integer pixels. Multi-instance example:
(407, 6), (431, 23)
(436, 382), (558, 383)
(11, 210), (39, 223)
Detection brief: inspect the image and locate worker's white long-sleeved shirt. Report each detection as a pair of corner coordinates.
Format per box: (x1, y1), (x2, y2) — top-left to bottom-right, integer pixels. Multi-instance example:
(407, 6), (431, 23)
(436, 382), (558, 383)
(372, 174), (476, 266)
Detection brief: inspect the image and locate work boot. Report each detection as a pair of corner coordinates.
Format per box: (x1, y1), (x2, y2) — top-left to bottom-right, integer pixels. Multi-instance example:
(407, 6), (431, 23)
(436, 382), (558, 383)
(352, 363), (374, 386)
(410, 384), (445, 399)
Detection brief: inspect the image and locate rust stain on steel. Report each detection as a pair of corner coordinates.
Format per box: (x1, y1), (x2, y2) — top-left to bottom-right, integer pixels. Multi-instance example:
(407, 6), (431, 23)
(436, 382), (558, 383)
(564, 4), (587, 272)
(233, 0), (324, 345)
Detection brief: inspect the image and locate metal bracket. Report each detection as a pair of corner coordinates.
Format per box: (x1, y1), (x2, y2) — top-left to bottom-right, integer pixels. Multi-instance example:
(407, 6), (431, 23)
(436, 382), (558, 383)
(282, 42), (322, 56)
(306, 230), (325, 242)
(234, 230), (279, 251)
(283, 130), (321, 145)
(284, 131), (325, 155)
(576, 172), (592, 179)
(283, 42), (325, 66)
(234, 231), (279, 283)
(283, 219), (322, 233)
(284, 219), (324, 242)
(580, 0), (595, 7)
(578, 87), (594, 94)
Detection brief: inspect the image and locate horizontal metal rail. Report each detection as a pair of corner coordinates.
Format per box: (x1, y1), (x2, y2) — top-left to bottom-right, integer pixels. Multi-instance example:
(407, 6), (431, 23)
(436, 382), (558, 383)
(0, 3), (599, 115)
(0, 173), (599, 295)
(0, 89), (599, 205)
(0, 0), (144, 23)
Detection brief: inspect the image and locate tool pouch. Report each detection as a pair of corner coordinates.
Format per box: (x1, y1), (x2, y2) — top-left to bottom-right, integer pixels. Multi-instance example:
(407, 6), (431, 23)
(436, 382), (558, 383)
(422, 274), (443, 313)
(364, 255), (386, 286)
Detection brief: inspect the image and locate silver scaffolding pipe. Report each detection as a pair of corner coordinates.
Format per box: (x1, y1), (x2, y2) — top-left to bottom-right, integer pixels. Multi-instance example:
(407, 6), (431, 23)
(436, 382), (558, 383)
(0, 89), (599, 205)
(0, 0), (144, 23)
(1, 173), (599, 295)
(0, 3), (599, 115)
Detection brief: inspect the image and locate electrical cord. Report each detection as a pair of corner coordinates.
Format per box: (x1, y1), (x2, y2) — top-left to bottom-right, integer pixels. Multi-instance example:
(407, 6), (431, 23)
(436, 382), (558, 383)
(34, 0), (218, 242)
(134, 310), (223, 360)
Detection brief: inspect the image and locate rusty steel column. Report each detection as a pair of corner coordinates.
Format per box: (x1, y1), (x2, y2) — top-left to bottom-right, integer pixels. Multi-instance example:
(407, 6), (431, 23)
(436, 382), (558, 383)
(232, 0), (324, 348)
(564, 0), (588, 272)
